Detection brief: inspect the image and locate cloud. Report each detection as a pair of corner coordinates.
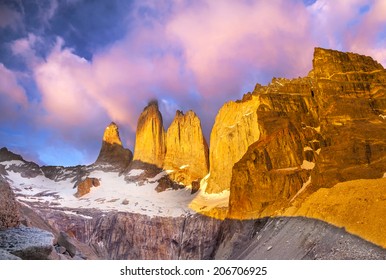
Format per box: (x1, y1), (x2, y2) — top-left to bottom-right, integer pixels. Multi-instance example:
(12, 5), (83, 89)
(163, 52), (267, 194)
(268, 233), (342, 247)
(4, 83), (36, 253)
(308, 0), (386, 65)
(2, 0), (386, 166)
(0, 63), (28, 121)
(0, 4), (23, 31)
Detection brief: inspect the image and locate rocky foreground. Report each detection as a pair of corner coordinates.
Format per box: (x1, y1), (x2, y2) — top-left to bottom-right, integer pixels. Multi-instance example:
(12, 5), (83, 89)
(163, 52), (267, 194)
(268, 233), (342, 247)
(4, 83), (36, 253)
(0, 47), (386, 259)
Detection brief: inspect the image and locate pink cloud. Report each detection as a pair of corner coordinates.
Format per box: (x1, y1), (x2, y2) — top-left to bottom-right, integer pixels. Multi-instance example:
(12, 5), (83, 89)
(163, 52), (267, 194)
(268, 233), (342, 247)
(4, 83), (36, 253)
(308, 0), (386, 66)
(0, 63), (28, 107)
(9, 0), (386, 165)
(166, 0), (315, 98)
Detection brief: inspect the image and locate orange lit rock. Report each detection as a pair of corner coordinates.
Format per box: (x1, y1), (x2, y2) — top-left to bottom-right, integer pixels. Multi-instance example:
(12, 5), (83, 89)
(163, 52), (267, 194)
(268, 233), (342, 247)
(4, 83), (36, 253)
(75, 177), (100, 197)
(164, 110), (209, 186)
(95, 122), (133, 170)
(133, 100), (166, 168)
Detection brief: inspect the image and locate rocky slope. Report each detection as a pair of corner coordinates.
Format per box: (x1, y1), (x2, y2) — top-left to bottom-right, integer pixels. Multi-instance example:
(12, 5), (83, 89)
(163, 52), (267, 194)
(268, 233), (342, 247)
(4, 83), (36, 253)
(164, 110), (209, 186)
(214, 217), (386, 260)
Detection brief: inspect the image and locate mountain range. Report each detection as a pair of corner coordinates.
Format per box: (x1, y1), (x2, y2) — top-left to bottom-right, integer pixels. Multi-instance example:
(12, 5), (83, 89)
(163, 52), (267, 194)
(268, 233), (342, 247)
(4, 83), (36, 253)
(0, 47), (385, 260)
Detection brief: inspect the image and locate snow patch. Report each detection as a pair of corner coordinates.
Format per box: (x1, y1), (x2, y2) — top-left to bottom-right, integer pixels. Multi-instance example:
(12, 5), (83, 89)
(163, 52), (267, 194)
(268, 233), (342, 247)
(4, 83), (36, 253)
(379, 114), (386, 120)
(301, 160), (315, 170)
(62, 210), (93, 220)
(316, 148), (321, 155)
(180, 165), (189, 170)
(127, 169), (144, 176)
(1, 160), (25, 167)
(189, 173), (230, 213)
(383, 172), (386, 178)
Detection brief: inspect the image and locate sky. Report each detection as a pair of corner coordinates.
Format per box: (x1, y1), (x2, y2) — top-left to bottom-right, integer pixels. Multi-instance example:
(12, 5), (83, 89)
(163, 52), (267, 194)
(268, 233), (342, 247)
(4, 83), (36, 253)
(0, 0), (385, 166)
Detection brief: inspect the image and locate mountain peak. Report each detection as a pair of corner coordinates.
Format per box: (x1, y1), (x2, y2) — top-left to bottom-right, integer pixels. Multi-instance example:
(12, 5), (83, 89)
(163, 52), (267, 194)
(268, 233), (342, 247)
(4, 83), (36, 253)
(95, 122), (133, 170)
(133, 100), (166, 167)
(102, 122), (123, 146)
(311, 47), (384, 78)
(164, 109), (209, 185)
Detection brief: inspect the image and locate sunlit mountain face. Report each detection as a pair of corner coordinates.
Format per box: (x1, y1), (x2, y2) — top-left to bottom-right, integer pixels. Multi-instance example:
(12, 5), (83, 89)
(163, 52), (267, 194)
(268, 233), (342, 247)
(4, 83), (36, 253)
(0, 1), (386, 261)
(1, 0), (386, 166)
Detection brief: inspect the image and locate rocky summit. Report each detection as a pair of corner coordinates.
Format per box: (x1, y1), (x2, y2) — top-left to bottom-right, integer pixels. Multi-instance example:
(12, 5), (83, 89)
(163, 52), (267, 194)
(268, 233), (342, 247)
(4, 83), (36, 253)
(133, 100), (166, 168)
(95, 122), (133, 170)
(164, 110), (209, 186)
(1, 47), (386, 260)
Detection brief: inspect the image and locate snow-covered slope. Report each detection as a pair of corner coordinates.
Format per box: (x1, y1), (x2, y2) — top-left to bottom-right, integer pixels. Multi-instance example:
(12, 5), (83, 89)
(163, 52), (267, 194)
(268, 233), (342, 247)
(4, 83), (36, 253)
(1, 159), (226, 218)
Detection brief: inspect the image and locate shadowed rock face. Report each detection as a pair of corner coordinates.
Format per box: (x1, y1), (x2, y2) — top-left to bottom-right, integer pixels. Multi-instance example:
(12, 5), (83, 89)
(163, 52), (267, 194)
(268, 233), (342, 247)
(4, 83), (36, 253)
(33, 208), (222, 260)
(95, 122), (133, 170)
(164, 110), (209, 186)
(133, 101), (166, 168)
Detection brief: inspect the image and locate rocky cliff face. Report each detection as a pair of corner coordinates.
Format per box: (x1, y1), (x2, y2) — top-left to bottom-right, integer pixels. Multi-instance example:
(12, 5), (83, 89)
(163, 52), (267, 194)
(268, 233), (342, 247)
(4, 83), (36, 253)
(33, 208), (221, 260)
(227, 47), (386, 219)
(133, 101), (166, 168)
(164, 110), (209, 186)
(206, 97), (261, 193)
(95, 122), (133, 170)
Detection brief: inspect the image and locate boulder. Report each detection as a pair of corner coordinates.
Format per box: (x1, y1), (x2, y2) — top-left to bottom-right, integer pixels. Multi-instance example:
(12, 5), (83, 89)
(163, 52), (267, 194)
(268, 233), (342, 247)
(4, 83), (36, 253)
(0, 226), (54, 260)
(0, 248), (21, 260)
(0, 178), (20, 229)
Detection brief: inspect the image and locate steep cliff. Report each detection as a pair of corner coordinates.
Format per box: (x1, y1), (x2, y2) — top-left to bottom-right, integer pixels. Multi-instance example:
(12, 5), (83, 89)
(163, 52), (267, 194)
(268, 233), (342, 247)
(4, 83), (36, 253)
(228, 47), (386, 221)
(206, 96), (261, 193)
(164, 110), (209, 186)
(133, 101), (166, 168)
(95, 122), (133, 170)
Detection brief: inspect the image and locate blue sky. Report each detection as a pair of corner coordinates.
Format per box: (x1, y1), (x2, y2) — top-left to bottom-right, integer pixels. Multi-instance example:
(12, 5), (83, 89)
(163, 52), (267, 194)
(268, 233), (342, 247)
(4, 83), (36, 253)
(0, 0), (385, 166)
